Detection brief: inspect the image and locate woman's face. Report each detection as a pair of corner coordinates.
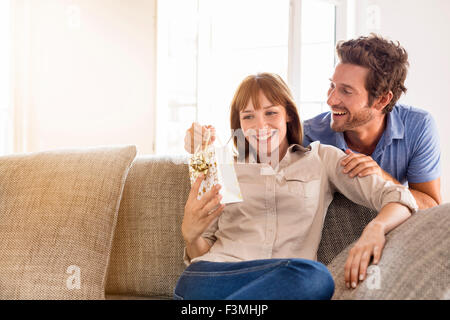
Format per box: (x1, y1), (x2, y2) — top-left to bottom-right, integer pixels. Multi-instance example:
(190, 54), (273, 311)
(239, 91), (290, 161)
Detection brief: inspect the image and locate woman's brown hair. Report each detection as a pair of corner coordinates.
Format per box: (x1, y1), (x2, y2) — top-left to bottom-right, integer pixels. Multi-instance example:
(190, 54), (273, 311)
(229, 73), (302, 158)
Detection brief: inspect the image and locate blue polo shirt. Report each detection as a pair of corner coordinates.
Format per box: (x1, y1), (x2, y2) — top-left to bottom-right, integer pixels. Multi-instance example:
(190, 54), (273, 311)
(302, 104), (441, 185)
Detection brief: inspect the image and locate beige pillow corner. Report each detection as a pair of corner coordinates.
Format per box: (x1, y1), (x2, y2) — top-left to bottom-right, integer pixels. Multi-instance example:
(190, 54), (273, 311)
(0, 144), (137, 300)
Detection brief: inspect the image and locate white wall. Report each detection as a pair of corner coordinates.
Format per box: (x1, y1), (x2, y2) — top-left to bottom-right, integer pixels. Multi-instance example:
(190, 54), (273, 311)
(0, 0), (12, 155)
(13, 0), (157, 155)
(350, 0), (450, 202)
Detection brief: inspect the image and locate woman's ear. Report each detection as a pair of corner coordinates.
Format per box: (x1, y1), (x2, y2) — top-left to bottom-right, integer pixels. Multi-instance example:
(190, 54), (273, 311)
(286, 113), (292, 123)
(285, 106), (293, 123)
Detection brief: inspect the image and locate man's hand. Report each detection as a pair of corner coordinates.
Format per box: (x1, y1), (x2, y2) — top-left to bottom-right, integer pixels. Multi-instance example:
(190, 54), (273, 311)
(344, 221), (386, 289)
(341, 149), (389, 180)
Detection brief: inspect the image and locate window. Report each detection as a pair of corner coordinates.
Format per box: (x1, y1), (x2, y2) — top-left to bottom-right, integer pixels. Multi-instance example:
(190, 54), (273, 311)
(0, 0), (12, 155)
(298, 0), (336, 121)
(156, 0), (339, 154)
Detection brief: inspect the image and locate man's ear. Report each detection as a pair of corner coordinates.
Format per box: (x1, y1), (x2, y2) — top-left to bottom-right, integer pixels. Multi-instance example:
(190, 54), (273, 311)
(373, 91), (393, 111)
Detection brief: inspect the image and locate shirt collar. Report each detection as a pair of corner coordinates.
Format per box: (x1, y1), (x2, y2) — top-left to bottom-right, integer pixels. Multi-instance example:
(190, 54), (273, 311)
(383, 107), (405, 144)
(287, 143), (313, 154)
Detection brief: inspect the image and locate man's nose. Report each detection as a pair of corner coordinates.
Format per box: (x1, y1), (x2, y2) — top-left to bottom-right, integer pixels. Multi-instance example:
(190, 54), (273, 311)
(327, 88), (340, 107)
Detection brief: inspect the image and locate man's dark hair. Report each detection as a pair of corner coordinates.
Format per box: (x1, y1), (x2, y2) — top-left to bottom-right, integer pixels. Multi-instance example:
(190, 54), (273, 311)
(336, 34), (409, 113)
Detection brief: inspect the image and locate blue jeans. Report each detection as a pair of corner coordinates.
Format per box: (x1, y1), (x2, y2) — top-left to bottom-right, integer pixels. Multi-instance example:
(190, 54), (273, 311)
(173, 258), (335, 300)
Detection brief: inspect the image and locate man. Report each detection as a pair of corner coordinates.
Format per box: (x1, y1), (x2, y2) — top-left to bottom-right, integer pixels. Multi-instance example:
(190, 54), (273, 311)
(302, 34), (441, 209)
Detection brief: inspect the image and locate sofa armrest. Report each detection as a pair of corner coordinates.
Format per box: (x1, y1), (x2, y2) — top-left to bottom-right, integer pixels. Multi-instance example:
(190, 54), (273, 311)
(328, 203), (450, 300)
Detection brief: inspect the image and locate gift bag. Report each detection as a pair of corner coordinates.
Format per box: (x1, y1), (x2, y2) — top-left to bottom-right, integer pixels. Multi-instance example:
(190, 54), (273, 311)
(188, 137), (243, 204)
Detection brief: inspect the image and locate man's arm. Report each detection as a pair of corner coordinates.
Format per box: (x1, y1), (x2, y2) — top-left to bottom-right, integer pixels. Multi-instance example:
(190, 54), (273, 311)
(409, 179), (441, 208)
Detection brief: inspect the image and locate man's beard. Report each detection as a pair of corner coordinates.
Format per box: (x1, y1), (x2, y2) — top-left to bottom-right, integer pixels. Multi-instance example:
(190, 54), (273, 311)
(330, 105), (374, 132)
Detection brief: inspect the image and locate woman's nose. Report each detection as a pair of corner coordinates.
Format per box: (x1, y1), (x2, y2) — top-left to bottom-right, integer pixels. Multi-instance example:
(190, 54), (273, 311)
(255, 114), (267, 130)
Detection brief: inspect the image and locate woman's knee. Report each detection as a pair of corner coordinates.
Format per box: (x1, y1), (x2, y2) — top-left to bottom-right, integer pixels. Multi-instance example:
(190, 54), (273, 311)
(285, 259), (335, 300)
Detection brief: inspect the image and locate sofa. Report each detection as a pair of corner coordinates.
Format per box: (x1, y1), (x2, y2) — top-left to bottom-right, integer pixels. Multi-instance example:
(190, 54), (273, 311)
(0, 147), (448, 299)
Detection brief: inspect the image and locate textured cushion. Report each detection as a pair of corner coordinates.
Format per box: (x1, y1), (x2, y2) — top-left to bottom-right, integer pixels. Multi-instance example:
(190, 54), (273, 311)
(328, 203), (450, 300)
(0, 145), (137, 299)
(317, 193), (378, 265)
(105, 156), (190, 298)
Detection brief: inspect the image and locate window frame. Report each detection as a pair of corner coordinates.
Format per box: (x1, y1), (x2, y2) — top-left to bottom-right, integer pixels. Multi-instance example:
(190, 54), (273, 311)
(155, 0), (350, 154)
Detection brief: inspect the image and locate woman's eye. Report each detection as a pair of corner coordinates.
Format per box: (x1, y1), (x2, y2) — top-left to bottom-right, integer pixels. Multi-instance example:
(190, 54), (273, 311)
(242, 115), (253, 120)
(266, 111), (277, 116)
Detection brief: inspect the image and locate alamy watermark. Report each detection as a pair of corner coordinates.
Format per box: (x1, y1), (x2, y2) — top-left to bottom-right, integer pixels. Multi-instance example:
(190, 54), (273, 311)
(66, 265), (81, 290)
(365, 265), (381, 290)
(192, 128), (281, 169)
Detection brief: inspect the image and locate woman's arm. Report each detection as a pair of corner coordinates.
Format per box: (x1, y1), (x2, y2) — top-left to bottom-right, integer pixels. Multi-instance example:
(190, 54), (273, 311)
(185, 236), (214, 261)
(319, 143), (418, 213)
(343, 202), (411, 289)
(318, 144), (418, 289)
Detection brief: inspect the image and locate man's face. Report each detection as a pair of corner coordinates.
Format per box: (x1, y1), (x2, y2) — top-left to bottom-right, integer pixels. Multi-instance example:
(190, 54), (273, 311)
(327, 63), (375, 132)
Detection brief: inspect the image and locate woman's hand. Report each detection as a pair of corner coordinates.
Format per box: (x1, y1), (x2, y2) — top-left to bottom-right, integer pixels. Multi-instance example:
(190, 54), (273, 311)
(344, 221), (386, 289)
(184, 122), (216, 153)
(182, 174), (225, 245)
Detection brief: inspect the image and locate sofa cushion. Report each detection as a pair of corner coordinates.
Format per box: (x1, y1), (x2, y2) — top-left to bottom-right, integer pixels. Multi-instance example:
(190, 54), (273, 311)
(328, 203), (450, 300)
(105, 156), (190, 298)
(317, 192), (378, 265)
(0, 145), (136, 299)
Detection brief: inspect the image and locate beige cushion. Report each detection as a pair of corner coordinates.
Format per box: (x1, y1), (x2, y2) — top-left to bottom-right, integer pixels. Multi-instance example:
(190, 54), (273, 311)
(328, 203), (450, 300)
(105, 156), (189, 298)
(0, 145), (136, 299)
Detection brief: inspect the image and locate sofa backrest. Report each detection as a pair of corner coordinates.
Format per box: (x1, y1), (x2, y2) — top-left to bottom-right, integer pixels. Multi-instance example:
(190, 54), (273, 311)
(105, 155), (378, 298)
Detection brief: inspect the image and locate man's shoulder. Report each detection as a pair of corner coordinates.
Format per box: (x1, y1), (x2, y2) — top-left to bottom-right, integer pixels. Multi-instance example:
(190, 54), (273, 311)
(302, 112), (337, 144)
(303, 111), (332, 125)
(393, 103), (434, 124)
(392, 104), (437, 139)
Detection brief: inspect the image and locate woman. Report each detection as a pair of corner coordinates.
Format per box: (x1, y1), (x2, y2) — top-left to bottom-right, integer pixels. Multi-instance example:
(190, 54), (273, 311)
(175, 73), (418, 300)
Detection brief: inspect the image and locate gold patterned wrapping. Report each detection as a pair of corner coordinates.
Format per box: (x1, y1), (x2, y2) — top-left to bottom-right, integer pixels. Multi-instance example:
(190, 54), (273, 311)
(188, 145), (242, 204)
(189, 146), (218, 199)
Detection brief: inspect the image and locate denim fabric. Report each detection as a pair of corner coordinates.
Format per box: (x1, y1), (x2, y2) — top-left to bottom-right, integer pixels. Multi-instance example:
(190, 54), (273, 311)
(173, 258), (335, 300)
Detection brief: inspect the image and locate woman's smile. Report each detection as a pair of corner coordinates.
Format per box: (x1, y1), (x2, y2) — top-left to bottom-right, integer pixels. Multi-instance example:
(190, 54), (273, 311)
(253, 129), (277, 142)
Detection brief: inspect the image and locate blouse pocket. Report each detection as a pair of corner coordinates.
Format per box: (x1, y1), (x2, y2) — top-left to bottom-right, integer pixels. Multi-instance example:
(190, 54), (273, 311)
(285, 174), (321, 198)
(285, 175), (321, 213)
